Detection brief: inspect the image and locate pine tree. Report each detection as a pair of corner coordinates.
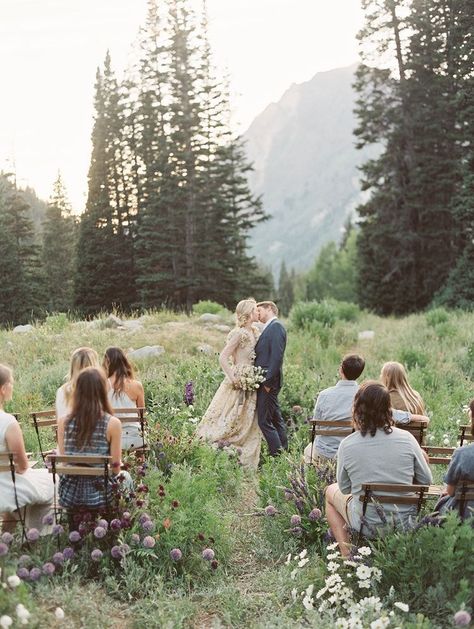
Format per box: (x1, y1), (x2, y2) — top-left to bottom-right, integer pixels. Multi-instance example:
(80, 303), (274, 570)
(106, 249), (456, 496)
(277, 261), (295, 316)
(42, 173), (77, 312)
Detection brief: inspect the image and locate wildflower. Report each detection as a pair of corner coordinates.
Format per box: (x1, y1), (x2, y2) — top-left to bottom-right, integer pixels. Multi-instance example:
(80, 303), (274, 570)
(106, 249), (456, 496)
(143, 536), (155, 549)
(91, 549), (103, 562)
(202, 548), (215, 561)
(290, 569), (297, 580)
(172, 500), (180, 509)
(16, 567), (29, 580)
(356, 565), (371, 581)
(0, 543), (8, 557)
(358, 579), (371, 589)
(131, 533), (140, 544)
(370, 618), (390, 629)
(454, 610), (472, 626)
(54, 608), (65, 621)
(316, 586), (327, 599)
(443, 437), (450, 446)
(372, 567), (382, 581)
(52, 552), (65, 566)
(358, 546), (371, 556)
(18, 555), (31, 567)
(284, 490), (293, 500)
(68, 531), (81, 543)
(52, 524), (64, 535)
(264, 505), (277, 516)
(0, 616), (13, 628)
(327, 542), (339, 551)
(163, 517), (172, 529)
(26, 528), (40, 542)
(298, 557), (309, 568)
(184, 380), (194, 406)
(327, 561), (339, 573)
(62, 547), (74, 560)
(291, 526), (303, 536)
(394, 602), (409, 612)
(111, 546), (122, 559)
(290, 514), (301, 526)
(292, 405), (303, 414)
(285, 553), (292, 565)
(327, 552), (340, 560)
(7, 575), (20, 588)
(170, 548), (182, 561)
(97, 518), (109, 529)
(43, 562), (55, 576)
(110, 518), (122, 531)
(139, 513), (151, 525)
(305, 584), (314, 598)
(1, 532), (13, 545)
(16, 605), (30, 624)
(141, 519), (155, 533)
(198, 533), (205, 541)
(29, 567), (42, 581)
(302, 595), (314, 610)
(308, 508), (322, 521)
(42, 513), (54, 526)
(295, 499), (305, 513)
(291, 588), (298, 601)
(210, 560), (218, 570)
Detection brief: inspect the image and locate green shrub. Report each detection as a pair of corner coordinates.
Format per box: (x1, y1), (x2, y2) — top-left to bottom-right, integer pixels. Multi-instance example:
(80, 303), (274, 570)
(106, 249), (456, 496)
(192, 300), (230, 318)
(290, 300), (359, 331)
(425, 307), (450, 327)
(398, 348), (428, 370)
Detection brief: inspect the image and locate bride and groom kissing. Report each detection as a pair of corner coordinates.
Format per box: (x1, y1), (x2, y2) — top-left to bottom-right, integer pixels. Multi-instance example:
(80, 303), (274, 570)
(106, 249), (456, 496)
(196, 299), (288, 469)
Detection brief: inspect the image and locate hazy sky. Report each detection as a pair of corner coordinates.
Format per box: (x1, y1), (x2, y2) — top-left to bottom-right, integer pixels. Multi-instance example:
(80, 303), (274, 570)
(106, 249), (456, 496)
(0, 0), (364, 211)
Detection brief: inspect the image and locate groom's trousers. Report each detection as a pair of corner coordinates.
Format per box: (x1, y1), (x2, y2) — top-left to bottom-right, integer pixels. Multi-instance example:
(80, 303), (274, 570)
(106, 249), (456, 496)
(256, 386), (288, 456)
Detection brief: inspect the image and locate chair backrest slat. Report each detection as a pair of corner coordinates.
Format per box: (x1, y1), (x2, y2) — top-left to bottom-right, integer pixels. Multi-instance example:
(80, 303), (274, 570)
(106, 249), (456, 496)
(48, 454), (111, 465)
(52, 465), (109, 477)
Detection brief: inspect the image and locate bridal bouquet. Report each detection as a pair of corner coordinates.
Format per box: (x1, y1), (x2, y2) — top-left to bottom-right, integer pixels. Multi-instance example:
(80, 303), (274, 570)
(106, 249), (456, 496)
(234, 365), (266, 392)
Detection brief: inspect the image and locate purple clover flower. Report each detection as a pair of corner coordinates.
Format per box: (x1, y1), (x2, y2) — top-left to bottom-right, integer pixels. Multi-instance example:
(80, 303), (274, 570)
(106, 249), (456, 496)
(91, 549), (103, 562)
(42, 562), (55, 576)
(284, 490), (293, 501)
(142, 536), (155, 549)
(264, 505), (277, 516)
(69, 530), (81, 543)
(141, 519), (155, 533)
(202, 548), (215, 561)
(97, 519), (109, 529)
(111, 545), (122, 559)
(52, 524), (64, 535)
(295, 499), (305, 514)
(0, 542), (8, 556)
(110, 518), (122, 531)
(94, 526), (107, 539)
(18, 554), (31, 567)
(29, 567), (42, 581)
(62, 547), (75, 560)
(122, 511), (131, 520)
(131, 533), (140, 545)
(309, 508), (322, 522)
(170, 548), (182, 561)
(52, 552), (65, 566)
(42, 513), (54, 526)
(211, 559), (218, 570)
(291, 526), (303, 536)
(139, 513), (151, 525)
(290, 514), (301, 526)
(454, 611), (472, 627)
(26, 528), (40, 542)
(16, 567), (30, 580)
(184, 380), (194, 406)
(1, 532), (13, 545)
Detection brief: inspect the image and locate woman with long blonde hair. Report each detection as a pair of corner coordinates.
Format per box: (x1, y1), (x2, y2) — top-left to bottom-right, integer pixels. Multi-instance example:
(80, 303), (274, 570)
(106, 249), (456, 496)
(380, 361), (425, 415)
(55, 347), (100, 419)
(196, 298), (262, 469)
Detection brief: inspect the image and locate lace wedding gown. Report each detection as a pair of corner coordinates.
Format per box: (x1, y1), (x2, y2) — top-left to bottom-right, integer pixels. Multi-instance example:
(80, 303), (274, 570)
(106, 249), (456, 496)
(196, 326), (262, 469)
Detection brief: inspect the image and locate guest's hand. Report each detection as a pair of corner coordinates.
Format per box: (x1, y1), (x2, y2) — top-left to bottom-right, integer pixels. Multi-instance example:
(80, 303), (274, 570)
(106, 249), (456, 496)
(264, 385), (271, 393)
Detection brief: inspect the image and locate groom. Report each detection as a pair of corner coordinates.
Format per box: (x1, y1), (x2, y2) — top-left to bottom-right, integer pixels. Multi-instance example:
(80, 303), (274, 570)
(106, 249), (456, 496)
(255, 301), (288, 456)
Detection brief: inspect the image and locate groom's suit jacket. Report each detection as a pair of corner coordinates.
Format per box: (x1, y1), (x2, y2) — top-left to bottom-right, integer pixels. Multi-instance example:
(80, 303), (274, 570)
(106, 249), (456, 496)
(254, 319), (287, 389)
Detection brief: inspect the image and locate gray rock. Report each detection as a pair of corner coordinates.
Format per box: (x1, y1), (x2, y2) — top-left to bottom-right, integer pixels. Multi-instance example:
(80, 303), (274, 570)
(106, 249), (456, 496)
(199, 313), (221, 324)
(128, 345), (165, 361)
(120, 320), (143, 331)
(358, 330), (375, 340)
(102, 314), (124, 328)
(196, 344), (215, 356)
(13, 324), (34, 333)
(213, 324), (231, 333)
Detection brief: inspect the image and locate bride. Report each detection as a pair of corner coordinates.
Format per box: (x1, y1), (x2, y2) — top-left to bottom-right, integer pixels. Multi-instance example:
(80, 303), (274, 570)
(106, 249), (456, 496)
(196, 298), (262, 469)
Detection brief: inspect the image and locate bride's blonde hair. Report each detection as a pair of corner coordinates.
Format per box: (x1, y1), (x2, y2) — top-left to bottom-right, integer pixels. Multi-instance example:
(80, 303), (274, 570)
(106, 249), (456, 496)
(380, 361), (425, 414)
(235, 298), (257, 328)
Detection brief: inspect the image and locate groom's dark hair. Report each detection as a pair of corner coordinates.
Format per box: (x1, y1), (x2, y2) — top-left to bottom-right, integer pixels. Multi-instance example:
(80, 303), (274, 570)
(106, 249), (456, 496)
(341, 354), (365, 380)
(257, 301), (278, 315)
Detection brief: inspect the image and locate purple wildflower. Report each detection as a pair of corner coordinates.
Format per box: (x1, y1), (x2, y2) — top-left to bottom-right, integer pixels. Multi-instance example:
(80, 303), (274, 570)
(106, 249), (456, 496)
(309, 508), (322, 522)
(42, 562), (55, 576)
(170, 548), (182, 561)
(97, 519), (109, 529)
(52, 552), (65, 566)
(142, 536), (155, 549)
(184, 380), (194, 406)
(111, 546), (122, 559)
(291, 526), (303, 536)
(69, 530), (81, 543)
(454, 611), (472, 627)
(141, 519), (155, 533)
(94, 526), (107, 539)
(1, 532), (13, 545)
(264, 505), (277, 516)
(290, 514), (301, 526)
(120, 544), (131, 556)
(110, 518), (122, 531)
(138, 513), (151, 525)
(202, 548), (215, 561)
(52, 524), (64, 535)
(26, 528), (40, 542)
(16, 567), (30, 580)
(91, 549), (103, 562)
(295, 499), (305, 514)
(131, 533), (140, 545)
(0, 542), (9, 556)
(29, 567), (42, 581)
(122, 511), (131, 520)
(211, 559), (218, 570)
(42, 513), (54, 526)
(18, 554), (31, 567)
(284, 490), (293, 501)
(62, 547), (75, 560)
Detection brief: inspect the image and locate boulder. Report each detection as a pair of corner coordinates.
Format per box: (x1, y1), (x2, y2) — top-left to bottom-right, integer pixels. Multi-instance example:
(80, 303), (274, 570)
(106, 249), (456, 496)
(196, 344), (215, 356)
(358, 330), (375, 340)
(102, 314), (123, 328)
(213, 324), (231, 333)
(128, 345), (165, 361)
(13, 324), (34, 333)
(120, 320), (143, 332)
(199, 313), (221, 324)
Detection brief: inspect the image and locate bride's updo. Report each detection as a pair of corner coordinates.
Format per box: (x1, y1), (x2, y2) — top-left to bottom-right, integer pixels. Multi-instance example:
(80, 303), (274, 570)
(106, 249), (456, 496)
(235, 298), (257, 328)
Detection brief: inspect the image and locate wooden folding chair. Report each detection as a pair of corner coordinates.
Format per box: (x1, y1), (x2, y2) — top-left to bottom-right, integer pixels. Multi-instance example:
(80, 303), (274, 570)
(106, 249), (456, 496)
(358, 482), (430, 544)
(308, 418), (353, 462)
(397, 420), (427, 445)
(47, 454), (112, 525)
(458, 425), (474, 447)
(422, 446), (455, 465)
(112, 406), (148, 452)
(0, 452), (28, 540)
(30, 410), (58, 462)
(456, 480), (474, 519)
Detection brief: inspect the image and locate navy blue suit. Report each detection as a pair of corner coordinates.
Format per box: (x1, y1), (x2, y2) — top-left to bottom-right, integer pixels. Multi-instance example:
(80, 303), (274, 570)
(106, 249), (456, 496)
(254, 319), (288, 455)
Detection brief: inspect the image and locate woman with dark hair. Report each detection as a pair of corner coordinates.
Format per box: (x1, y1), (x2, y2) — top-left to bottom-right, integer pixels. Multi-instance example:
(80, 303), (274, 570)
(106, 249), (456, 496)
(325, 381), (432, 556)
(435, 399), (474, 519)
(57, 367), (123, 510)
(102, 347), (145, 450)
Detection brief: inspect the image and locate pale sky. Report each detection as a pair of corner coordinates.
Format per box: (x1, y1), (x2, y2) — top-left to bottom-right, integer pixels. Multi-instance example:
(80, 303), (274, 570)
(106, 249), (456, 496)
(0, 0), (364, 211)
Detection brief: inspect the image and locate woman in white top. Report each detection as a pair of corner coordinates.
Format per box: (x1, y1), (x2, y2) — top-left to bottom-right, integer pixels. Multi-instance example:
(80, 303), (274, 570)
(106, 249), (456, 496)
(55, 347), (100, 419)
(103, 347), (145, 450)
(0, 364), (54, 533)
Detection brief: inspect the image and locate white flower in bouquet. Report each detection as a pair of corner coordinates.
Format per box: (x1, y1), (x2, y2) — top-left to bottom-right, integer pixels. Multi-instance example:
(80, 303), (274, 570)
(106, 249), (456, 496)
(234, 366), (266, 392)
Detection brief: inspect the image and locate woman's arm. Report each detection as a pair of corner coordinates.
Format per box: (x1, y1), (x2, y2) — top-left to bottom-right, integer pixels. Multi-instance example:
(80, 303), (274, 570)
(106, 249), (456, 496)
(5, 423), (29, 474)
(218, 332), (241, 384)
(134, 381), (145, 408)
(107, 416), (123, 474)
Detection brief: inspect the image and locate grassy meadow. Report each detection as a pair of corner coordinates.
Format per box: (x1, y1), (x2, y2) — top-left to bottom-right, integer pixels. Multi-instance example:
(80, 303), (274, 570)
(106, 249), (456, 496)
(0, 304), (473, 628)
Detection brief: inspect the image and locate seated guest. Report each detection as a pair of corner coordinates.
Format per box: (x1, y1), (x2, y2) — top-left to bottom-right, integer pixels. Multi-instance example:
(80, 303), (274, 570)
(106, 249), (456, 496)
(325, 381), (432, 556)
(435, 399), (474, 520)
(0, 365), (54, 533)
(57, 367), (125, 510)
(304, 354), (365, 464)
(380, 361), (425, 414)
(103, 347), (145, 450)
(55, 347), (100, 419)
(304, 356), (429, 465)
